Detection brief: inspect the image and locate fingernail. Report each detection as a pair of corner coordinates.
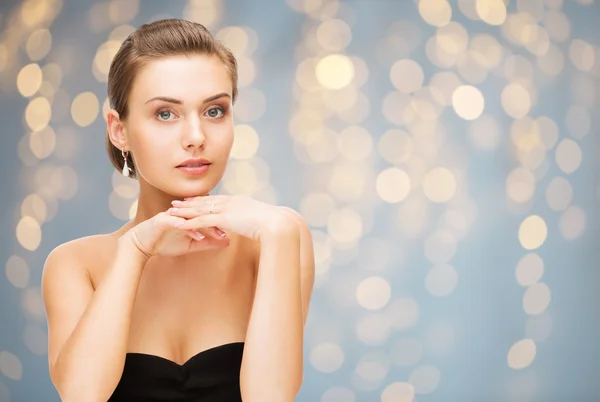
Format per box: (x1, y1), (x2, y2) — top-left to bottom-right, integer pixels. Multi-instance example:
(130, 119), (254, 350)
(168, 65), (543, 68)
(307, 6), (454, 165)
(168, 207), (179, 213)
(195, 231), (205, 239)
(184, 197), (193, 201)
(171, 200), (182, 205)
(216, 228), (226, 237)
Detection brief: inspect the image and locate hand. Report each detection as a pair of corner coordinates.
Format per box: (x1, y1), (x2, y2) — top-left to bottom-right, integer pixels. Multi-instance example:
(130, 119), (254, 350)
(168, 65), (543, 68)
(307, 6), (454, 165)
(168, 195), (296, 241)
(120, 210), (230, 259)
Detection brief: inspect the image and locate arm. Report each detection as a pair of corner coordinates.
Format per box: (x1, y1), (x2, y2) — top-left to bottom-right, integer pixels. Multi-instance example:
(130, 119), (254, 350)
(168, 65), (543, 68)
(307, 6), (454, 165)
(42, 239), (149, 402)
(278, 206), (315, 327)
(240, 208), (316, 402)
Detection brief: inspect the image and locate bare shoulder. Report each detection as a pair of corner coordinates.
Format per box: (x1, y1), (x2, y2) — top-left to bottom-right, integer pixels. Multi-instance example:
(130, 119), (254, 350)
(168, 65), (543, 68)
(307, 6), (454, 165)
(42, 233), (118, 293)
(277, 206), (309, 228)
(43, 233), (115, 269)
(277, 207), (313, 245)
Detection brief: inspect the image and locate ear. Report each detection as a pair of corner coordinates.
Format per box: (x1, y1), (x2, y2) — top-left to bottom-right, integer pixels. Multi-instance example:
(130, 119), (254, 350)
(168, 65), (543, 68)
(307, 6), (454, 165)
(106, 109), (128, 150)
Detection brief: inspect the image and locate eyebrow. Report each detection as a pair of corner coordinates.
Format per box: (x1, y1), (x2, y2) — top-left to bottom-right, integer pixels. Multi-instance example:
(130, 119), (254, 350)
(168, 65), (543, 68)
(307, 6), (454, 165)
(144, 92), (231, 105)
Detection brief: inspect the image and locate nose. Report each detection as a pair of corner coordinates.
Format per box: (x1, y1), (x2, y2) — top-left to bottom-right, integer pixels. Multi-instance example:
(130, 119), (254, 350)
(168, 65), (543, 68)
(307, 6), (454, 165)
(182, 116), (206, 149)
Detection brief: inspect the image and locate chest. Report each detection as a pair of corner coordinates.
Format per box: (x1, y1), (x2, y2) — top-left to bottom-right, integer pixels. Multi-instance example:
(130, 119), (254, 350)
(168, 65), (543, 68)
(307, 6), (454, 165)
(134, 251), (255, 321)
(89, 238), (257, 352)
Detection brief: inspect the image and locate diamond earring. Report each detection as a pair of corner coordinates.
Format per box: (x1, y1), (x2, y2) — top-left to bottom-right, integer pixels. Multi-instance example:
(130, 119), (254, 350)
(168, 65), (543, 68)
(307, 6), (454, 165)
(121, 148), (132, 177)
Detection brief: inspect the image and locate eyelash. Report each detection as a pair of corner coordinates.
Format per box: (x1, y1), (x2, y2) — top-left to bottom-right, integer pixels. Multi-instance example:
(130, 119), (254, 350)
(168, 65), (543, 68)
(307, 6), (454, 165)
(155, 106), (228, 121)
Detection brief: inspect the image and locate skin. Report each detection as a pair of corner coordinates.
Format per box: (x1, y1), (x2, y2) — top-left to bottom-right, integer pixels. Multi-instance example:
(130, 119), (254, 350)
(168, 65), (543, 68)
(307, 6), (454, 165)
(41, 54), (315, 402)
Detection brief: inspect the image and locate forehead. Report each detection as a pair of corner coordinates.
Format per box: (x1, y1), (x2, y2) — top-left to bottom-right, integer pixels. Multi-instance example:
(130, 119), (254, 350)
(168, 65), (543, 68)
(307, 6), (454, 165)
(130, 54), (232, 102)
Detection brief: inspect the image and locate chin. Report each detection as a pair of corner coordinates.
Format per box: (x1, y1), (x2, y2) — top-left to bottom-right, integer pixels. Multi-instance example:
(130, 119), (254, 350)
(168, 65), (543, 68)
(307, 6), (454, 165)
(143, 170), (219, 198)
(169, 182), (215, 198)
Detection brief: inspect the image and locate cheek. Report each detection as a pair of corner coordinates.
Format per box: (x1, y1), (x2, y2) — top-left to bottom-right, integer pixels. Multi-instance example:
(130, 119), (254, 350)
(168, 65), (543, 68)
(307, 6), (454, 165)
(214, 125), (235, 154)
(128, 123), (174, 167)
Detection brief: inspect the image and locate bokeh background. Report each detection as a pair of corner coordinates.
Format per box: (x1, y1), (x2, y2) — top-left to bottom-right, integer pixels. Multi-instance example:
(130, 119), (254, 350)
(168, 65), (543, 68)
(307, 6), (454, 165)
(0, 0), (599, 401)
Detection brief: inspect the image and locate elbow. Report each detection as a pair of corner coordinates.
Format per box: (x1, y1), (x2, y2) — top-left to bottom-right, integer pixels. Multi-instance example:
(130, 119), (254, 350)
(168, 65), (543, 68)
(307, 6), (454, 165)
(291, 373), (303, 399)
(50, 353), (125, 402)
(49, 365), (71, 401)
(240, 376), (303, 402)
(51, 368), (114, 402)
(241, 392), (298, 402)
(52, 378), (97, 402)
(288, 372), (303, 399)
(55, 384), (110, 402)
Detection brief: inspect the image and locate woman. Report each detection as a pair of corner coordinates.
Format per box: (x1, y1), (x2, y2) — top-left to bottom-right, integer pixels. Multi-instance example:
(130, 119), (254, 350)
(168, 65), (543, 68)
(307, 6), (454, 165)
(41, 18), (315, 402)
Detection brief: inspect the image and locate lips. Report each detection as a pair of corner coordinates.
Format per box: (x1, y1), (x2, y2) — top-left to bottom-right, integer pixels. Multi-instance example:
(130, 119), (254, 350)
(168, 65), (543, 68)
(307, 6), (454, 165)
(178, 163), (208, 167)
(176, 158), (211, 168)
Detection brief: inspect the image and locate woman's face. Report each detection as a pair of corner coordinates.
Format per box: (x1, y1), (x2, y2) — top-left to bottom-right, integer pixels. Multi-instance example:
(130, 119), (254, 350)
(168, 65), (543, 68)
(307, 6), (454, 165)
(123, 54), (234, 198)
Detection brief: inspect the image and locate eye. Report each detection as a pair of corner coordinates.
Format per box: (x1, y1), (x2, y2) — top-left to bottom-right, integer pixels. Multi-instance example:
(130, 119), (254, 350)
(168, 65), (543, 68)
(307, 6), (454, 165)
(157, 110), (175, 121)
(206, 106), (225, 119)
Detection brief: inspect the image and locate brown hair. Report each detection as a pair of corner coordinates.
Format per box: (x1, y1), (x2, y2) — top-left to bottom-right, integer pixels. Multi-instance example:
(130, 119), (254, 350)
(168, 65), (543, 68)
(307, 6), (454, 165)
(106, 18), (238, 178)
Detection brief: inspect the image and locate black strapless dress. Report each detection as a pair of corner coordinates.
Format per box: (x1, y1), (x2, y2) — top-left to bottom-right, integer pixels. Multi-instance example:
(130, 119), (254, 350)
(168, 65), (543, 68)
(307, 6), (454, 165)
(108, 342), (244, 402)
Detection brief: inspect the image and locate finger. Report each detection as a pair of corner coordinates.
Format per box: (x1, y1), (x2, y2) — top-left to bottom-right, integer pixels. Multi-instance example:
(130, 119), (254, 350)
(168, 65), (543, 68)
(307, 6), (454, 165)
(168, 208), (227, 239)
(168, 206), (224, 217)
(186, 224), (227, 240)
(174, 195), (231, 210)
(177, 214), (223, 231)
(206, 226), (228, 239)
(189, 234), (230, 251)
(153, 211), (186, 230)
(185, 226), (225, 241)
(168, 207), (204, 219)
(186, 226), (228, 244)
(185, 229), (208, 241)
(174, 194), (229, 206)
(181, 194), (230, 203)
